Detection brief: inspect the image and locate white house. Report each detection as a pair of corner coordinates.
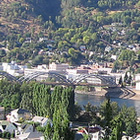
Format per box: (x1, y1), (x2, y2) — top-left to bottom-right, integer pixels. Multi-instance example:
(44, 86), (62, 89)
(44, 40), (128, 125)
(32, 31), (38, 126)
(105, 46), (112, 52)
(0, 120), (17, 134)
(7, 109), (32, 123)
(32, 116), (52, 127)
(111, 55), (117, 60)
(122, 136), (133, 140)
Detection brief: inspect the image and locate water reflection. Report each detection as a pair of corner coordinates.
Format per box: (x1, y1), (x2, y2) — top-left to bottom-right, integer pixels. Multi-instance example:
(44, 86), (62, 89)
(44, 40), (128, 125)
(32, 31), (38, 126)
(75, 93), (140, 117)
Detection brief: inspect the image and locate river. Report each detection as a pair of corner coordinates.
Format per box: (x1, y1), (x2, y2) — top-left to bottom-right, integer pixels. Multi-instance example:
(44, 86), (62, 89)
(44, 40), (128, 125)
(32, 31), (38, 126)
(75, 93), (140, 117)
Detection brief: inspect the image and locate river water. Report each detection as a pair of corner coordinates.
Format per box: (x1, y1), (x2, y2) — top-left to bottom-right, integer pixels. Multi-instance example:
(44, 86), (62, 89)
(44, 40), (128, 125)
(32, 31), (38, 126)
(75, 93), (140, 117)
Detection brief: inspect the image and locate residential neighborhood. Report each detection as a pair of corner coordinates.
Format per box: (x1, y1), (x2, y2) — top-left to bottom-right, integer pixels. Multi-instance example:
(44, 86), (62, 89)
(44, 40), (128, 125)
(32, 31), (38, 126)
(0, 108), (49, 140)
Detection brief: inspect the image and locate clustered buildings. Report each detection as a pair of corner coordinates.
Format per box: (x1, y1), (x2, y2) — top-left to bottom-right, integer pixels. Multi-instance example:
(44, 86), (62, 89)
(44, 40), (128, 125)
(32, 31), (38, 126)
(0, 61), (140, 90)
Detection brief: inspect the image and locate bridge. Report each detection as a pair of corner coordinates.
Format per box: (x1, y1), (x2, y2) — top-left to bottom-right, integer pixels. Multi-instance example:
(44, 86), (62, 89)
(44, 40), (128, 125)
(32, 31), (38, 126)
(0, 71), (117, 87)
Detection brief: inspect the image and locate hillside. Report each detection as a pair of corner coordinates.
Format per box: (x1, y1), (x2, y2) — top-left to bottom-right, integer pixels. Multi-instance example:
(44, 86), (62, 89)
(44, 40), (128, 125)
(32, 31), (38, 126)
(0, 0), (139, 36)
(0, 0), (139, 67)
(0, 0), (60, 37)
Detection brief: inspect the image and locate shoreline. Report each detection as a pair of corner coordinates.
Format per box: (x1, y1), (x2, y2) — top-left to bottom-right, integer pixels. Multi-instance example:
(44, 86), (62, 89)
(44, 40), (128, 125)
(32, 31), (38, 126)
(75, 87), (140, 101)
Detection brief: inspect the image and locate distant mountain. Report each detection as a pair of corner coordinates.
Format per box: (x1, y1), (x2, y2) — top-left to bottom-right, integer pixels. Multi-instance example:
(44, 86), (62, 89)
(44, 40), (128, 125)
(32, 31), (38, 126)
(0, 0), (139, 37)
(0, 0), (61, 37)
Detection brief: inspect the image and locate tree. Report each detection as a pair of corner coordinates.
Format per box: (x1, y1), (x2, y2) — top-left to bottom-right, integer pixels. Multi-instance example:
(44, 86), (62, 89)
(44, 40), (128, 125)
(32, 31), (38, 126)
(32, 55), (44, 66)
(83, 102), (100, 124)
(118, 50), (135, 61)
(118, 76), (123, 85)
(110, 114), (123, 140)
(127, 75), (132, 85)
(124, 72), (128, 83)
(0, 49), (6, 57)
(62, 87), (75, 120)
(124, 16), (132, 25)
(19, 37), (25, 44)
(20, 91), (34, 114)
(44, 122), (53, 140)
(120, 105), (137, 136)
(100, 98), (115, 139)
(113, 61), (121, 71)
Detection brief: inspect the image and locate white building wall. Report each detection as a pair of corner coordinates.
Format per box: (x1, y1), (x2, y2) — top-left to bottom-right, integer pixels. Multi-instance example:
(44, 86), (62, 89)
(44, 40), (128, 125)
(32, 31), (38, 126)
(49, 62), (69, 71)
(91, 132), (99, 140)
(66, 69), (88, 75)
(2, 62), (24, 76)
(135, 74), (140, 90)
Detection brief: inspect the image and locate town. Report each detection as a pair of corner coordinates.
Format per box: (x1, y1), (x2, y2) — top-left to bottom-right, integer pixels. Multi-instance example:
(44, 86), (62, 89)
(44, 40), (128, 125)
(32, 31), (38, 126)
(0, 61), (140, 90)
(0, 61), (139, 139)
(0, 0), (140, 139)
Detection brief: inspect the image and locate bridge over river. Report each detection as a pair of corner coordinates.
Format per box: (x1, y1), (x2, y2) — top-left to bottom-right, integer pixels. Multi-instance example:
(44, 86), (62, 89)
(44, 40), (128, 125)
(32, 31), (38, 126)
(0, 71), (117, 87)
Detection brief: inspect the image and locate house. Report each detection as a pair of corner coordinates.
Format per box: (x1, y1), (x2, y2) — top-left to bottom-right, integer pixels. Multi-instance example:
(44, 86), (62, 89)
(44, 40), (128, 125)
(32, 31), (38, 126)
(79, 45), (86, 51)
(16, 131), (44, 140)
(77, 125), (104, 140)
(7, 109), (32, 123)
(38, 37), (48, 42)
(122, 136), (133, 140)
(15, 124), (34, 136)
(111, 55), (117, 60)
(128, 45), (135, 49)
(32, 116), (52, 127)
(38, 49), (45, 55)
(0, 120), (17, 134)
(47, 44), (53, 51)
(105, 46), (112, 52)
(24, 38), (32, 43)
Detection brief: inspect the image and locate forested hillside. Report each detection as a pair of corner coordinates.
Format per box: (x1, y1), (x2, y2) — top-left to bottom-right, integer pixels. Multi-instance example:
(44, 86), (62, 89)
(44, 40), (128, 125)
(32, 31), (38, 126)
(0, 0), (139, 67)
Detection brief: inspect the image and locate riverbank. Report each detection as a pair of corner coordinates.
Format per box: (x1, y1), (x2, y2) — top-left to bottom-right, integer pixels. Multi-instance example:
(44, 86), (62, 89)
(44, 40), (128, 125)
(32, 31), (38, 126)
(75, 87), (140, 101)
(129, 89), (140, 100)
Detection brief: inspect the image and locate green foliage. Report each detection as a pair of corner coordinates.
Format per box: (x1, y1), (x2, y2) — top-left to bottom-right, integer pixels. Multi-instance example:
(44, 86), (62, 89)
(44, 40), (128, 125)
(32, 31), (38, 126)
(0, 79), (139, 139)
(120, 105), (137, 136)
(1, 131), (11, 139)
(32, 55), (44, 66)
(109, 114), (123, 140)
(83, 102), (100, 124)
(118, 50), (135, 61)
(0, 80), (22, 112)
(0, 0), (139, 65)
(68, 48), (84, 65)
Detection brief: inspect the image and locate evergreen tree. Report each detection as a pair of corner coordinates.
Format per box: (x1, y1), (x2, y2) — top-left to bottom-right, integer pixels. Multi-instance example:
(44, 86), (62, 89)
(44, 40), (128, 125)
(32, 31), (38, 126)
(110, 114), (123, 140)
(120, 105), (137, 136)
(62, 87), (75, 120)
(44, 122), (53, 140)
(20, 91), (35, 114)
(100, 98), (113, 139)
(124, 72), (128, 83)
